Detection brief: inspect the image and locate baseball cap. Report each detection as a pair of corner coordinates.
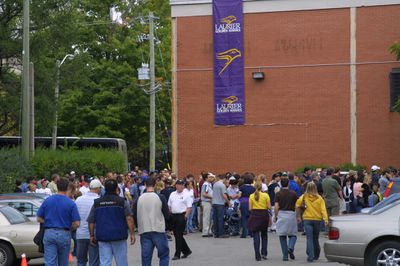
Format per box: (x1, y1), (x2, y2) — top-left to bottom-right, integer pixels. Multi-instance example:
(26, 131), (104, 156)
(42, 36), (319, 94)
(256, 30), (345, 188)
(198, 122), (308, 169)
(175, 179), (185, 185)
(70, 171), (76, 175)
(229, 176), (236, 181)
(90, 179), (102, 189)
(282, 172), (288, 176)
(208, 172), (216, 178)
(371, 165), (380, 171)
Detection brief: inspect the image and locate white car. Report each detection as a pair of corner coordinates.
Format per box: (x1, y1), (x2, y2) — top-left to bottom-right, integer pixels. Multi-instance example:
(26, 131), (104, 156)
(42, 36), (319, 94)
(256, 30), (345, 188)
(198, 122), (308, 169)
(324, 194), (400, 266)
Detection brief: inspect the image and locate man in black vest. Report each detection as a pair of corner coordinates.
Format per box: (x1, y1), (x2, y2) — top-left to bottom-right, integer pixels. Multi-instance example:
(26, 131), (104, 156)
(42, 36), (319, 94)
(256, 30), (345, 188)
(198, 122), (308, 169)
(88, 179), (135, 266)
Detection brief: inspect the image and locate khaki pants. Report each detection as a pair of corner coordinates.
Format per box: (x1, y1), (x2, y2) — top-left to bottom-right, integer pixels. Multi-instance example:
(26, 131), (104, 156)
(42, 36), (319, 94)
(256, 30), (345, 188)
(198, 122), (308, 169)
(202, 201), (212, 236)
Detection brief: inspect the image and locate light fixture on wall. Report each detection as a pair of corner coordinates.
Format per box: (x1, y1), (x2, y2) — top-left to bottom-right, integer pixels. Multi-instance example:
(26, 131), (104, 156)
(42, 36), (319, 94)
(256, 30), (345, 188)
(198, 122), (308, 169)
(252, 71), (265, 80)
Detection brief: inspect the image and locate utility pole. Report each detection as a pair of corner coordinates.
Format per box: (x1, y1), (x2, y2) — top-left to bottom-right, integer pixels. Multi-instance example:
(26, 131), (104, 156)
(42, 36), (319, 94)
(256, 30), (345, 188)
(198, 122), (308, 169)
(52, 60), (60, 150)
(149, 12), (156, 172)
(21, 0), (30, 161)
(29, 62), (35, 155)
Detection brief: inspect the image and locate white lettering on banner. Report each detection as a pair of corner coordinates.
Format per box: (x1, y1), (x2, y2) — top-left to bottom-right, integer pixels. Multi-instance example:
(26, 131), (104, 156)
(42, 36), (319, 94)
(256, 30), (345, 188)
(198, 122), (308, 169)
(216, 103), (243, 113)
(214, 23), (241, 34)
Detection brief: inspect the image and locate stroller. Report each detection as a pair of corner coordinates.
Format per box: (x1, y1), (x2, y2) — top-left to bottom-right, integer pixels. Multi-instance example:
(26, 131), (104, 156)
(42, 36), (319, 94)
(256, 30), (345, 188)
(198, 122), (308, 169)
(224, 202), (241, 236)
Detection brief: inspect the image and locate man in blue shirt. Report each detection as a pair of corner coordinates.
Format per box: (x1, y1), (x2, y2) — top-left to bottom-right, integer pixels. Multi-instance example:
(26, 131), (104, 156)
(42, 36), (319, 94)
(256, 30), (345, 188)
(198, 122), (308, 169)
(284, 172), (302, 197)
(37, 177), (81, 266)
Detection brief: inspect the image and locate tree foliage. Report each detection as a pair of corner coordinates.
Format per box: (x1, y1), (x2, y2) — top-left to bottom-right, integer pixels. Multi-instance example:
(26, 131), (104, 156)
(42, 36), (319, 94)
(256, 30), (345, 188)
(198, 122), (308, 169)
(0, 0), (172, 168)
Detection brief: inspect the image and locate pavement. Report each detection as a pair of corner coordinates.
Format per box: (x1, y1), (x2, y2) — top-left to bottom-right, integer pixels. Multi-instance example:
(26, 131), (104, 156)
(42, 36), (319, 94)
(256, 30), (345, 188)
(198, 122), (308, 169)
(29, 231), (343, 266)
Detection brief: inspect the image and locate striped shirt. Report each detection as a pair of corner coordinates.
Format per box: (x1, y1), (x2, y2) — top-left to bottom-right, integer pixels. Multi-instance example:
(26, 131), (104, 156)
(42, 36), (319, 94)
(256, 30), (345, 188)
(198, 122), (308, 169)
(75, 192), (99, 239)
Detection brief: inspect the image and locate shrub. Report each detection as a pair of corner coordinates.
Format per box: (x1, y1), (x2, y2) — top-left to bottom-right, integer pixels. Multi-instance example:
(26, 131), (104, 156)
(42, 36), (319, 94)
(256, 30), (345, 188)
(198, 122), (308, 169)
(32, 148), (126, 178)
(0, 149), (32, 193)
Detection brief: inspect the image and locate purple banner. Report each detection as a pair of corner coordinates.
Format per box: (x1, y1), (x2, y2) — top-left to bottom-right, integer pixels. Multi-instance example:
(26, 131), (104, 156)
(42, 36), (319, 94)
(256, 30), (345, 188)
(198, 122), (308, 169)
(213, 0), (245, 125)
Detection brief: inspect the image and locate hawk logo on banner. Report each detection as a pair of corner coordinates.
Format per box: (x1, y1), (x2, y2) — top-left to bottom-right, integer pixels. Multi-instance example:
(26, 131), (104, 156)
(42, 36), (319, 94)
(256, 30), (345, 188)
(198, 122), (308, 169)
(221, 15), (237, 24)
(223, 96), (238, 104)
(215, 15), (241, 33)
(216, 48), (242, 76)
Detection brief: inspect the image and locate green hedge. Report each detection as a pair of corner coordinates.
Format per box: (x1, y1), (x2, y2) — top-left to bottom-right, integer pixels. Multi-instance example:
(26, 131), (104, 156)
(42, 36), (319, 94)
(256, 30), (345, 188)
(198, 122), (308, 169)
(32, 148), (126, 177)
(0, 149), (32, 193)
(0, 148), (126, 193)
(295, 163), (366, 174)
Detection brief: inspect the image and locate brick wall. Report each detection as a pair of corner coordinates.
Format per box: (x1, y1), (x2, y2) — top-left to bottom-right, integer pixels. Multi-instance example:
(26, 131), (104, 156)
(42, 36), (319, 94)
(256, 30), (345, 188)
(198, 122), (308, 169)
(173, 6), (400, 177)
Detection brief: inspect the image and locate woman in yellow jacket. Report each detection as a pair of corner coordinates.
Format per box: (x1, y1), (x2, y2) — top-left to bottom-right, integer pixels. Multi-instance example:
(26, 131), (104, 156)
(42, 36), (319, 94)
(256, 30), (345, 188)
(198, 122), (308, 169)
(296, 182), (328, 263)
(248, 183), (271, 261)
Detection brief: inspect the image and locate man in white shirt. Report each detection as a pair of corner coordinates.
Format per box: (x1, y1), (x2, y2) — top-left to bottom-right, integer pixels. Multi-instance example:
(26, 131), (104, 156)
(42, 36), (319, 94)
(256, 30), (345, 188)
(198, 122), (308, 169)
(75, 179), (101, 266)
(79, 176), (91, 196)
(168, 179), (192, 260)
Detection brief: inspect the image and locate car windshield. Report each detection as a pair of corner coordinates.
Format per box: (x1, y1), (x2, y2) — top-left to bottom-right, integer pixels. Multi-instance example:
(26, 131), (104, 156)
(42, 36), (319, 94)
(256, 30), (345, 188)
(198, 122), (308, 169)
(0, 206), (30, 224)
(368, 193), (400, 214)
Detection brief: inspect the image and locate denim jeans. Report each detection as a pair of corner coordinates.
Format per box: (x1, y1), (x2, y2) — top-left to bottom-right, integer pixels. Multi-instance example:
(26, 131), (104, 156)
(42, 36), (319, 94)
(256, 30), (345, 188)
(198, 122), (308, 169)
(98, 240), (128, 266)
(43, 229), (71, 266)
(140, 232), (169, 266)
(212, 204), (225, 237)
(240, 201), (250, 237)
(252, 230), (268, 260)
(279, 235), (297, 260)
(304, 220), (321, 262)
(186, 202), (196, 232)
(76, 239), (100, 266)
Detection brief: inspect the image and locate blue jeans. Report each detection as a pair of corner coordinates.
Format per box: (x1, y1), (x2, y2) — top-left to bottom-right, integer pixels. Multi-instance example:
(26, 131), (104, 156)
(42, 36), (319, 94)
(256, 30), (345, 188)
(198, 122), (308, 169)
(98, 240), (128, 266)
(140, 232), (169, 266)
(43, 229), (71, 266)
(212, 204), (225, 237)
(252, 230), (268, 260)
(279, 235), (297, 260)
(240, 201), (250, 237)
(76, 239), (99, 266)
(186, 203), (196, 232)
(304, 220), (321, 262)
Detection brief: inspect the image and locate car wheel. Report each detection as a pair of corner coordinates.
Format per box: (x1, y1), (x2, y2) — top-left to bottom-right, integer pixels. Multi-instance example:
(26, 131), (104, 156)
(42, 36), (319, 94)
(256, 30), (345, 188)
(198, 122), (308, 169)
(367, 241), (400, 266)
(0, 242), (15, 266)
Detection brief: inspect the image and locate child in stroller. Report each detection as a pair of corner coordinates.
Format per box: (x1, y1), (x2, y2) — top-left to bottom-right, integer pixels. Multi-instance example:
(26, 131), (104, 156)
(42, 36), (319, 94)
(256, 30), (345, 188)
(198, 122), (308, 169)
(224, 202), (241, 236)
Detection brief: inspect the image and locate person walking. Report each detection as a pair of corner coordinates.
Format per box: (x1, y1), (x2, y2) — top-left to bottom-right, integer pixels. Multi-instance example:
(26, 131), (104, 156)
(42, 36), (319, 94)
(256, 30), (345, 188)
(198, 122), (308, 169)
(200, 173), (214, 237)
(137, 176), (170, 266)
(212, 174), (231, 238)
(247, 183), (271, 261)
(88, 179), (136, 266)
(296, 182), (328, 263)
(75, 179), (102, 266)
(274, 178), (298, 261)
(36, 177), (81, 266)
(168, 179), (192, 260)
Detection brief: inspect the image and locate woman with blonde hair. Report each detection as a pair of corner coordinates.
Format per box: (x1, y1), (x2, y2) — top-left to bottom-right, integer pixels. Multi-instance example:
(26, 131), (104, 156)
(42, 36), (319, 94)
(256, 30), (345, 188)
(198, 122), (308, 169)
(248, 182), (271, 261)
(296, 182), (328, 263)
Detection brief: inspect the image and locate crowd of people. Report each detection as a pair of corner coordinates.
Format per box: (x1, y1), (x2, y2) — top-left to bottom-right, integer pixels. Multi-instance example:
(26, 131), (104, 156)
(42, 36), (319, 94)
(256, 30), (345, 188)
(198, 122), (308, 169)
(13, 164), (399, 265)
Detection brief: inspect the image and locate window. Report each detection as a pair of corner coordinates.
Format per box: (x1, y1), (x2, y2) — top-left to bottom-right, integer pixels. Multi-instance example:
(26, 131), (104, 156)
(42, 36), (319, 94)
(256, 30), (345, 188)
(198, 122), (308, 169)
(0, 206), (29, 224)
(389, 68), (400, 111)
(8, 202), (38, 217)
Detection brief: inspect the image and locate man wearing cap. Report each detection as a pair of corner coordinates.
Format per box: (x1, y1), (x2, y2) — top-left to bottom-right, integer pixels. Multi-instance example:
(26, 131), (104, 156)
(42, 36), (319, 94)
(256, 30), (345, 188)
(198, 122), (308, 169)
(88, 179), (136, 266)
(168, 179), (192, 260)
(371, 165), (381, 184)
(75, 179), (101, 266)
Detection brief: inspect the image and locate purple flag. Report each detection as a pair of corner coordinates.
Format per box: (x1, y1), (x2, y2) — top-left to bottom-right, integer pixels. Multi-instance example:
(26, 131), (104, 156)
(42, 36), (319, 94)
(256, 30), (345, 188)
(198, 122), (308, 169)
(213, 0), (245, 125)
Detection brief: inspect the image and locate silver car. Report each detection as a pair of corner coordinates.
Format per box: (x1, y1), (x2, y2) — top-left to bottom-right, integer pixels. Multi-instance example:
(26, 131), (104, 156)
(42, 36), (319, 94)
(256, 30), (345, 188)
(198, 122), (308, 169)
(0, 205), (42, 265)
(324, 194), (400, 266)
(0, 195), (43, 221)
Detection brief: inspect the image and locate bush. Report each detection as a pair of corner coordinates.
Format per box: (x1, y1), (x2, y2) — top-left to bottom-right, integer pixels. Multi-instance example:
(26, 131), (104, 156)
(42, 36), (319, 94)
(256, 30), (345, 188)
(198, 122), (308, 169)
(32, 148), (126, 178)
(0, 149), (32, 193)
(295, 163), (366, 174)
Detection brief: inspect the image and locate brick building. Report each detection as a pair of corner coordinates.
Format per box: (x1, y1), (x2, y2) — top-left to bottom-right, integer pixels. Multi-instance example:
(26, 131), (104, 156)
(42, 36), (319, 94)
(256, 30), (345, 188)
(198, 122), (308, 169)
(170, 0), (400, 177)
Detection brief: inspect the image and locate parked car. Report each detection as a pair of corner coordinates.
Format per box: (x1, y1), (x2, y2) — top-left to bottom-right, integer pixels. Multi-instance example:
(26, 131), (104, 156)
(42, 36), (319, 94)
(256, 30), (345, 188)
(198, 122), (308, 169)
(0, 195), (43, 221)
(384, 177), (400, 198)
(324, 193), (400, 266)
(0, 205), (42, 265)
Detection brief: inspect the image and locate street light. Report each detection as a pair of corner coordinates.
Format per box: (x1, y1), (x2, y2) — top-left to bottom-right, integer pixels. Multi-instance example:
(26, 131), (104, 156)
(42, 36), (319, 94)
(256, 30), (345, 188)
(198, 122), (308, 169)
(51, 53), (75, 150)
